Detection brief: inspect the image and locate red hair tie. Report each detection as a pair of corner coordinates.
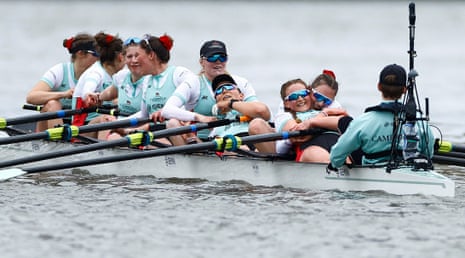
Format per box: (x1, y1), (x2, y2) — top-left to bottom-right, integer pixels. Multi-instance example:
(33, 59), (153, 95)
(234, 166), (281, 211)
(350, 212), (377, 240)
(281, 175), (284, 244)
(159, 34), (173, 51)
(105, 34), (114, 44)
(63, 37), (74, 51)
(323, 69), (336, 79)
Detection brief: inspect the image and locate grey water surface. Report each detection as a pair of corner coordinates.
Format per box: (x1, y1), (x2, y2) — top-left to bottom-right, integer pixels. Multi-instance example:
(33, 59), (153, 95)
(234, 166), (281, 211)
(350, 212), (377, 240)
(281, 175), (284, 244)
(1, 1), (465, 257)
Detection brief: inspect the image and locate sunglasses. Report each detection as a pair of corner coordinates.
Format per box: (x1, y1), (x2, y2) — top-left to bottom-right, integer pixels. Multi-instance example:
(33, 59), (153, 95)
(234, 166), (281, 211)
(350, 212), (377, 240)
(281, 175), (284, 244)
(124, 35), (153, 52)
(313, 91), (333, 106)
(86, 50), (100, 57)
(205, 54), (228, 63)
(284, 89), (311, 101)
(214, 84), (236, 96)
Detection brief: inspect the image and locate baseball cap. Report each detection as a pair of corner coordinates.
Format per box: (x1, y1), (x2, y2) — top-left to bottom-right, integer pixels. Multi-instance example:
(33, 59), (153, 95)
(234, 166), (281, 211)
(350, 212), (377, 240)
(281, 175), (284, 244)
(379, 64), (407, 86)
(211, 74), (236, 91)
(200, 40), (227, 57)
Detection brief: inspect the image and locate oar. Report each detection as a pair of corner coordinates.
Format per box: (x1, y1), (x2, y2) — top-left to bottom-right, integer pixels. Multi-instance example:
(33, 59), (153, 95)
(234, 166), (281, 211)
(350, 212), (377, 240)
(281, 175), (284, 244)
(432, 155), (465, 167)
(436, 140), (465, 154)
(0, 117), (247, 168)
(22, 104), (131, 117)
(0, 128), (322, 181)
(434, 151), (465, 159)
(0, 106), (129, 129)
(1, 106), (97, 128)
(0, 117), (151, 145)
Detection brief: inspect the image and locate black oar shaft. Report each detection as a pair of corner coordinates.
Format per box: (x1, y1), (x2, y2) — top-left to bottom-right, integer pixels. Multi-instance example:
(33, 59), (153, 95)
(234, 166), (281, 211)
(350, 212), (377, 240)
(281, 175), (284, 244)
(0, 132), (49, 144)
(151, 119), (235, 139)
(77, 118), (150, 134)
(0, 138), (130, 168)
(432, 155), (465, 167)
(18, 128), (321, 174)
(0, 117), (151, 145)
(0, 107), (97, 128)
(22, 141), (217, 174)
(434, 151), (465, 159)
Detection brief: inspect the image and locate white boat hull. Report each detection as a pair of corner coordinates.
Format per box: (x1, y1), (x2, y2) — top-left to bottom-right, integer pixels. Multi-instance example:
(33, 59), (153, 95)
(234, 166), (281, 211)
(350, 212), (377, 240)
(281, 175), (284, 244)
(0, 138), (455, 197)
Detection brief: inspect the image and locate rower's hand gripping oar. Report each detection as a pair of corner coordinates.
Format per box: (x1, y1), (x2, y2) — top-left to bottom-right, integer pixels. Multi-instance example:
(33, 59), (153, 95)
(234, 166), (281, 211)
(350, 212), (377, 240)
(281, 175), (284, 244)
(0, 116), (249, 168)
(0, 128), (322, 181)
(0, 117), (151, 145)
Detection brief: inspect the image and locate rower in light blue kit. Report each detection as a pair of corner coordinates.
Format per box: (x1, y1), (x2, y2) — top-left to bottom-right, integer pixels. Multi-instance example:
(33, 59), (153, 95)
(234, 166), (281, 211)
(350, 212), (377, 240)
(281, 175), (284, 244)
(328, 64), (435, 170)
(162, 40), (261, 145)
(101, 34), (194, 143)
(86, 36), (153, 118)
(209, 74), (270, 147)
(26, 33), (99, 131)
(71, 32), (125, 139)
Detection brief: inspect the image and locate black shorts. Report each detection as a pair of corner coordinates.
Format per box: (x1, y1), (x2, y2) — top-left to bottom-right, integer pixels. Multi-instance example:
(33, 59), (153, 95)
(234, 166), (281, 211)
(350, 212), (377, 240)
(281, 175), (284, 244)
(299, 133), (339, 152)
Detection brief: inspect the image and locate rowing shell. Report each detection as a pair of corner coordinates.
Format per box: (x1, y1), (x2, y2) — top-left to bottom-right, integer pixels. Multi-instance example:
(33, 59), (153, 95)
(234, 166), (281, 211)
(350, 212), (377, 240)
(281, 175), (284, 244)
(0, 134), (455, 197)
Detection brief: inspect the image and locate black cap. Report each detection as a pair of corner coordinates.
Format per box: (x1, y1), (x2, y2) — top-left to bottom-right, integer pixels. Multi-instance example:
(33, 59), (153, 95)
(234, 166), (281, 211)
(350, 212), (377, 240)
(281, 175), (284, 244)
(211, 74), (236, 91)
(200, 40), (227, 57)
(379, 64), (407, 87)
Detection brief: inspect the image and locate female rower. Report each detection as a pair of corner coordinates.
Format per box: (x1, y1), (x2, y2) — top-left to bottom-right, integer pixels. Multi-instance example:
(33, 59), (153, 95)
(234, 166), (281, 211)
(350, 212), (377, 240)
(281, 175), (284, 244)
(209, 74), (270, 149)
(26, 33), (99, 131)
(276, 78), (347, 163)
(101, 34), (194, 143)
(87, 36), (151, 119)
(161, 40), (263, 146)
(248, 69), (343, 154)
(275, 71), (344, 156)
(71, 32), (125, 139)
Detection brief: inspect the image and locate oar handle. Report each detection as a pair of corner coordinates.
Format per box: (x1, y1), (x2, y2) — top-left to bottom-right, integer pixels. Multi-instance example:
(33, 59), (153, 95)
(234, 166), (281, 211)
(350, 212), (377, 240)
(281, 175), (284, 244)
(22, 104), (43, 111)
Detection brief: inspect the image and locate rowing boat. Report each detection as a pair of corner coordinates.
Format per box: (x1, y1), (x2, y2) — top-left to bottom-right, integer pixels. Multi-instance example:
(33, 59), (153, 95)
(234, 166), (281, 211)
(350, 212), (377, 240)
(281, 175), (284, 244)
(0, 131), (455, 197)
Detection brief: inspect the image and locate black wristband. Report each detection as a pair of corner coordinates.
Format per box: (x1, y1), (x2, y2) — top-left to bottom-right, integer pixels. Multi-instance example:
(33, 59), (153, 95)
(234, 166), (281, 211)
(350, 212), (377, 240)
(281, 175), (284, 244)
(229, 99), (239, 109)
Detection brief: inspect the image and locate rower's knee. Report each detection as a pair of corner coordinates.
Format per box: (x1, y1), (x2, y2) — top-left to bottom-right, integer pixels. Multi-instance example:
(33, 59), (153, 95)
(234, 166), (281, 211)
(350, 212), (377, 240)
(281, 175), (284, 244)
(166, 118), (181, 129)
(248, 118), (273, 135)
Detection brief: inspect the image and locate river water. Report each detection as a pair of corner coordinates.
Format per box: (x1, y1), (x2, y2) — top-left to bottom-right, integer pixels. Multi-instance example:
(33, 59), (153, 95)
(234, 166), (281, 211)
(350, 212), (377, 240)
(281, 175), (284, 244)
(1, 1), (465, 257)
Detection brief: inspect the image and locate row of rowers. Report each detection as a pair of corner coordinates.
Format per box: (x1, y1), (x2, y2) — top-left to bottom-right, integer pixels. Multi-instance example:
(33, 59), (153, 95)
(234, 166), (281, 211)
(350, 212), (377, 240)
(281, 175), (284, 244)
(25, 32), (348, 163)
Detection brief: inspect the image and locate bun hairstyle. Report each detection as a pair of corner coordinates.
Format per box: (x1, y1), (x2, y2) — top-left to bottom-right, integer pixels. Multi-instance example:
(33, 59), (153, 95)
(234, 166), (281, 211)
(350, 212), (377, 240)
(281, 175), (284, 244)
(159, 34), (173, 51)
(63, 37), (74, 52)
(322, 69), (336, 80)
(145, 33), (173, 64)
(310, 69), (339, 94)
(62, 33), (97, 58)
(94, 31), (123, 64)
